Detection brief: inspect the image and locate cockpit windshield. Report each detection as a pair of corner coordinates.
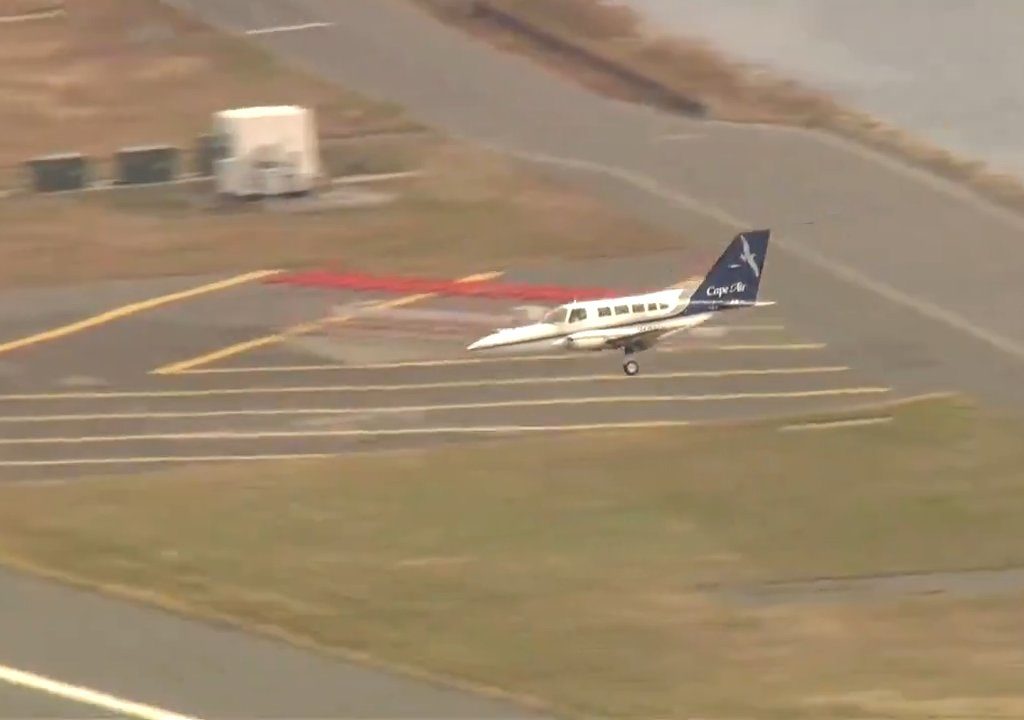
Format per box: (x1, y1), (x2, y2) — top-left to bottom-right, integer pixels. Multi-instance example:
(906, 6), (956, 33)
(541, 307), (568, 324)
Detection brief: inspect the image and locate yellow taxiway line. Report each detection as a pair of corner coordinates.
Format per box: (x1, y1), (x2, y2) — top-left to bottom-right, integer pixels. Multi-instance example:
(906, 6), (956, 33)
(150, 270), (503, 375)
(0, 270), (279, 356)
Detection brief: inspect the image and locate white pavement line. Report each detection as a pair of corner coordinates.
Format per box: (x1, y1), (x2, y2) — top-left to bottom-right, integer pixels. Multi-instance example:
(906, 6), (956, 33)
(0, 663), (202, 720)
(0, 389), (891, 445)
(0, 454), (338, 468)
(779, 416), (894, 431)
(0, 367), (852, 401)
(329, 170), (425, 184)
(692, 324), (787, 331)
(243, 22), (332, 35)
(169, 343), (821, 375)
(0, 9), (64, 23)
(0, 387), (868, 423)
(0, 422), (700, 447)
(483, 144), (1024, 363)
(660, 343), (824, 352)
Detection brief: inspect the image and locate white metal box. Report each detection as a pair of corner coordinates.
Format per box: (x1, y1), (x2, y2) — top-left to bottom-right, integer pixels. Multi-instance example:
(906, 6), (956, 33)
(211, 105), (320, 197)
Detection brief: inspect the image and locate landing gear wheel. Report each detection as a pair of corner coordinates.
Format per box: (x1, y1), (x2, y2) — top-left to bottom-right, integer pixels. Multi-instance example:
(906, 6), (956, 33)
(623, 359), (639, 376)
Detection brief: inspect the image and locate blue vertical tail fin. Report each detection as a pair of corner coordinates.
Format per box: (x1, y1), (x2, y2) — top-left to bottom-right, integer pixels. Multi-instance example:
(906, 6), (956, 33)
(679, 229), (770, 315)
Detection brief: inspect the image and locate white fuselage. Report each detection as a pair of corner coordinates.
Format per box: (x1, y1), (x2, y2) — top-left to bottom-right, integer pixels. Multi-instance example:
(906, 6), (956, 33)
(466, 288), (711, 352)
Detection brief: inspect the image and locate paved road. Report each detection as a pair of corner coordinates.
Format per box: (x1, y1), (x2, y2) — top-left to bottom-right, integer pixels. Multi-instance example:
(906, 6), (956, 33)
(159, 0), (1024, 416)
(0, 566), (541, 720)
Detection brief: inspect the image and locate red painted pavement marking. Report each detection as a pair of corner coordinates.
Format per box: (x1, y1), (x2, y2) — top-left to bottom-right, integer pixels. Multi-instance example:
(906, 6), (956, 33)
(266, 270), (628, 303)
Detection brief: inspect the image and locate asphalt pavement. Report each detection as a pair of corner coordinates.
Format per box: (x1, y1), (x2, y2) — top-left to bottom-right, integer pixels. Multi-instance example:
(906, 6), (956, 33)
(0, 566), (540, 720)
(0, 287), (895, 481)
(4, 0), (1022, 717)
(0, 269), (899, 720)
(156, 0), (1024, 415)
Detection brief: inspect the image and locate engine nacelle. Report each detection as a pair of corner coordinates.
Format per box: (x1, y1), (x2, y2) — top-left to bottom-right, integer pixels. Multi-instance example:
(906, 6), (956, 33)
(560, 335), (608, 351)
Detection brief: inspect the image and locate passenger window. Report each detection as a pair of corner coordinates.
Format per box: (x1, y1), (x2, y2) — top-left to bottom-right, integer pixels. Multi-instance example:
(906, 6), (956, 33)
(615, 305), (629, 314)
(568, 308), (587, 322)
(659, 303), (668, 309)
(647, 303), (658, 311)
(631, 304), (645, 312)
(597, 307), (611, 317)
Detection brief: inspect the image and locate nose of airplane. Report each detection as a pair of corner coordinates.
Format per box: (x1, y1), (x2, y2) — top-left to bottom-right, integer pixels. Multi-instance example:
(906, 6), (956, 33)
(466, 334), (497, 351)
(467, 323), (556, 351)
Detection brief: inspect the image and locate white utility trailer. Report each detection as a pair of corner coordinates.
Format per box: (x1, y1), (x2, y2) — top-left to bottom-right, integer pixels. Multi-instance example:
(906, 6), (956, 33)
(211, 105), (320, 198)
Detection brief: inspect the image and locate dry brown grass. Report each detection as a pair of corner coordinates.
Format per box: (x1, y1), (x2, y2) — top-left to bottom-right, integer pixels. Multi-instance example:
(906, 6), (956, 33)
(4, 396), (1024, 718)
(0, 138), (686, 286)
(415, 0), (1024, 214)
(0, 0), (692, 286)
(0, 0), (415, 171)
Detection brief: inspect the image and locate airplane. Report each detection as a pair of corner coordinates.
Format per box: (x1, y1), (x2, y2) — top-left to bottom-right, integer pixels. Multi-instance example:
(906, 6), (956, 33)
(466, 229), (774, 375)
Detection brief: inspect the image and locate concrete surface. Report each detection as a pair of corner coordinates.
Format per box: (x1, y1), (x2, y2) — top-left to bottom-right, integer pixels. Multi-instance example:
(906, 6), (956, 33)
(624, 0), (1024, 178)
(156, 0), (1024, 417)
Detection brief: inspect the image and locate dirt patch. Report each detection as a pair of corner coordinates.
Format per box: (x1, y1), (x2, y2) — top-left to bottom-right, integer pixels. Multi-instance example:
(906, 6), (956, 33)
(413, 0), (1024, 215)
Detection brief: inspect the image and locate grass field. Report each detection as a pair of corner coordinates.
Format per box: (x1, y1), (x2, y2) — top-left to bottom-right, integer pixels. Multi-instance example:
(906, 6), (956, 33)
(0, 0), (414, 167)
(0, 137), (686, 285)
(4, 395), (1024, 718)
(0, 0), (689, 286)
(413, 0), (1024, 214)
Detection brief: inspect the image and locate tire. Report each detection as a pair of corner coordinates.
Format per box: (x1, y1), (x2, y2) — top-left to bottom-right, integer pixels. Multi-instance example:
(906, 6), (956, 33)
(623, 359), (639, 376)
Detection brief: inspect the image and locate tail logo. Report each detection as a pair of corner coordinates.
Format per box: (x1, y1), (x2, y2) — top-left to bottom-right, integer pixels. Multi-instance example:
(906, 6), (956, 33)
(729, 234), (761, 278)
(706, 280), (747, 298)
(680, 228), (769, 317)
(740, 236), (761, 278)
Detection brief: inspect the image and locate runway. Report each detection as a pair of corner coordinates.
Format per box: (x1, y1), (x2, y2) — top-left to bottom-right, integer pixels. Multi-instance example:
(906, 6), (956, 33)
(0, 285), (894, 481)
(155, 0), (1024, 417)
(0, 565), (542, 720)
(0, 268), (900, 719)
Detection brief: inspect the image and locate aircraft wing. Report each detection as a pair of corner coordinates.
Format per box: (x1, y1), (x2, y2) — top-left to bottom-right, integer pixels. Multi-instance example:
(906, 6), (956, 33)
(563, 325), (683, 351)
